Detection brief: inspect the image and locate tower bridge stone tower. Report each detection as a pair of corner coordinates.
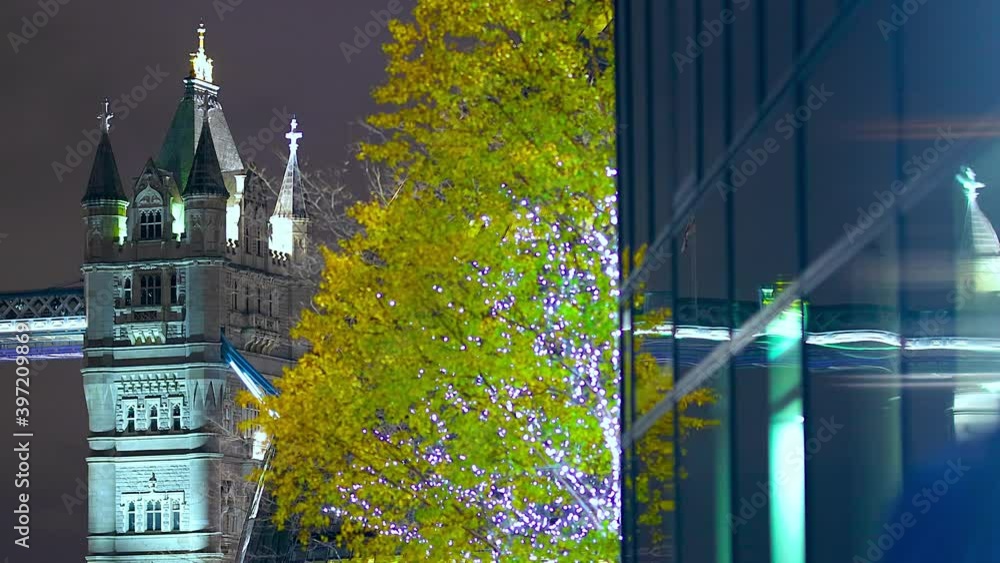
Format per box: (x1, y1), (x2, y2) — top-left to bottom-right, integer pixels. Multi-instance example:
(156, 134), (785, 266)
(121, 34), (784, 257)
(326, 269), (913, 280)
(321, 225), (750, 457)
(80, 23), (311, 562)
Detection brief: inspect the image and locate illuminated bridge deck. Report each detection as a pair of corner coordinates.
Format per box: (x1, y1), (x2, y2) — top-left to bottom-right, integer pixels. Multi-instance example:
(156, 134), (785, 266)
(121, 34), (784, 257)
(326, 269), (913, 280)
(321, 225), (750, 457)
(0, 287), (86, 360)
(1, 289), (998, 374)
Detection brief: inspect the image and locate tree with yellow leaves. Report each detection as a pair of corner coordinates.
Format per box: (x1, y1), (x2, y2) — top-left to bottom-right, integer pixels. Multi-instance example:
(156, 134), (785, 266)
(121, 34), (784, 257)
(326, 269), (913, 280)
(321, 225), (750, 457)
(249, 1), (712, 560)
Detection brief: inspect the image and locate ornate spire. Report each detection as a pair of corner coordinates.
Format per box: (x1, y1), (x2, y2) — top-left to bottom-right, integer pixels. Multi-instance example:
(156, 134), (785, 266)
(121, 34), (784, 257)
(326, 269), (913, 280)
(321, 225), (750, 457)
(273, 116), (308, 220)
(958, 165), (986, 202)
(97, 97), (113, 133)
(190, 19), (214, 83)
(957, 165), (1000, 257)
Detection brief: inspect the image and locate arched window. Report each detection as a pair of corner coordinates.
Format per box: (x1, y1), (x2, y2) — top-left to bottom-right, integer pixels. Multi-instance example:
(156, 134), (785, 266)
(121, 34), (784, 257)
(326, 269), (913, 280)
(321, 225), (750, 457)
(148, 406), (158, 432)
(127, 502), (136, 532)
(140, 210), (163, 240)
(140, 275), (161, 306)
(256, 287), (262, 314)
(146, 501), (155, 531)
(169, 274), (178, 304)
(123, 278), (132, 307)
(171, 501), (181, 531)
(255, 226), (263, 256)
(126, 407), (135, 433)
(172, 404), (182, 431)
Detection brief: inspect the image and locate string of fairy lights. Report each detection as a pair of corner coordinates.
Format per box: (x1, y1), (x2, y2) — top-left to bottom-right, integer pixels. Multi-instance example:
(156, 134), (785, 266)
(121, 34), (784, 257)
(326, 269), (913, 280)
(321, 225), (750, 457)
(305, 173), (623, 559)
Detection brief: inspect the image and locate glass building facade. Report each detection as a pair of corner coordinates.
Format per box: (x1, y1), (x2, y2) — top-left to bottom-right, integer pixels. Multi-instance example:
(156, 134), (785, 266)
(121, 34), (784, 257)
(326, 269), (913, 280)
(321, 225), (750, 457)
(616, 1), (1000, 562)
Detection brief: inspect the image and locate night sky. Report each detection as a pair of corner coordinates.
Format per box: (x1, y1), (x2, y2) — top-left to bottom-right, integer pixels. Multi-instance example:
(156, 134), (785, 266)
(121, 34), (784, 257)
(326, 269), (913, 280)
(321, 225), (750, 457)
(0, 1), (409, 559)
(4, 0), (1000, 561)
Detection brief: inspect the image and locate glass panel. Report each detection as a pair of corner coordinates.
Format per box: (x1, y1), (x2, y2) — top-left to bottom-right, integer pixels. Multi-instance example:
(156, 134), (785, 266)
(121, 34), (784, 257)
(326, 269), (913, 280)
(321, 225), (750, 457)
(620, 2), (1000, 562)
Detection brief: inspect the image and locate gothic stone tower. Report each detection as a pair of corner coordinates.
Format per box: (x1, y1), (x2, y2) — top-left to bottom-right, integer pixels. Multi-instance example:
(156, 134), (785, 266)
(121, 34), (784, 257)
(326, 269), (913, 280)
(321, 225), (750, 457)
(81, 23), (311, 562)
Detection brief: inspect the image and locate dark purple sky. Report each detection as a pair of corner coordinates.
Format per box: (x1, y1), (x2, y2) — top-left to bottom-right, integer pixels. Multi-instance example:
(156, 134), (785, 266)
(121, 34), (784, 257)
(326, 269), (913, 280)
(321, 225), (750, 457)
(0, 1), (409, 559)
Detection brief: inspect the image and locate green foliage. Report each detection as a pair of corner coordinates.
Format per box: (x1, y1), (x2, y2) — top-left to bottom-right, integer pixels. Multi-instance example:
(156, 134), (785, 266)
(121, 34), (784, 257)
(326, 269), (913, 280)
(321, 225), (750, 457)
(248, 1), (713, 560)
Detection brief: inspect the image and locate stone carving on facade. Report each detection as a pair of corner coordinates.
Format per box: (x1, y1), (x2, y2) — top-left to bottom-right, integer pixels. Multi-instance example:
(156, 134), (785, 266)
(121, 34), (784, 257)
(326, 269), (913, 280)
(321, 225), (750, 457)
(135, 186), (163, 208)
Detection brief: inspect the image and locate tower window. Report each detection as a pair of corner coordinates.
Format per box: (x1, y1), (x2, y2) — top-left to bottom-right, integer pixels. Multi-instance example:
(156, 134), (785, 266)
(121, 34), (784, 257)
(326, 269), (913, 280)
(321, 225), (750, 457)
(255, 226), (263, 256)
(172, 404), (182, 431)
(170, 274), (178, 304)
(140, 275), (162, 306)
(123, 278), (132, 307)
(148, 405), (159, 431)
(171, 501), (181, 531)
(125, 406), (135, 433)
(231, 279), (238, 310)
(256, 287), (262, 314)
(127, 502), (136, 532)
(242, 404), (260, 440)
(154, 501), (163, 531)
(140, 210), (163, 240)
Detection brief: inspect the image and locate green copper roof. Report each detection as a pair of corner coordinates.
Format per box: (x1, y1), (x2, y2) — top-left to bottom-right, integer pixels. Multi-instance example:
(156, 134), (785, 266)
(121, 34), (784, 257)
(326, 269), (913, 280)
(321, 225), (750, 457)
(157, 80), (244, 191)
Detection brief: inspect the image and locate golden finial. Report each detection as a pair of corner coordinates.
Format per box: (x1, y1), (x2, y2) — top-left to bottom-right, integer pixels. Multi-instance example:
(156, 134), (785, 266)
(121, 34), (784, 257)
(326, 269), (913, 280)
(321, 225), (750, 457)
(190, 19), (214, 83)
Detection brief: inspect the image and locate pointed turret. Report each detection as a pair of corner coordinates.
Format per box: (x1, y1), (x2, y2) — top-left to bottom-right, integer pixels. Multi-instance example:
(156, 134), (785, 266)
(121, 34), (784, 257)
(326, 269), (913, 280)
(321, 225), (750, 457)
(272, 116), (308, 220)
(82, 99), (128, 261)
(956, 166), (1000, 300)
(183, 114), (230, 199)
(182, 110), (229, 254)
(958, 166), (1000, 257)
(270, 117), (310, 257)
(82, 98), (127, 204)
